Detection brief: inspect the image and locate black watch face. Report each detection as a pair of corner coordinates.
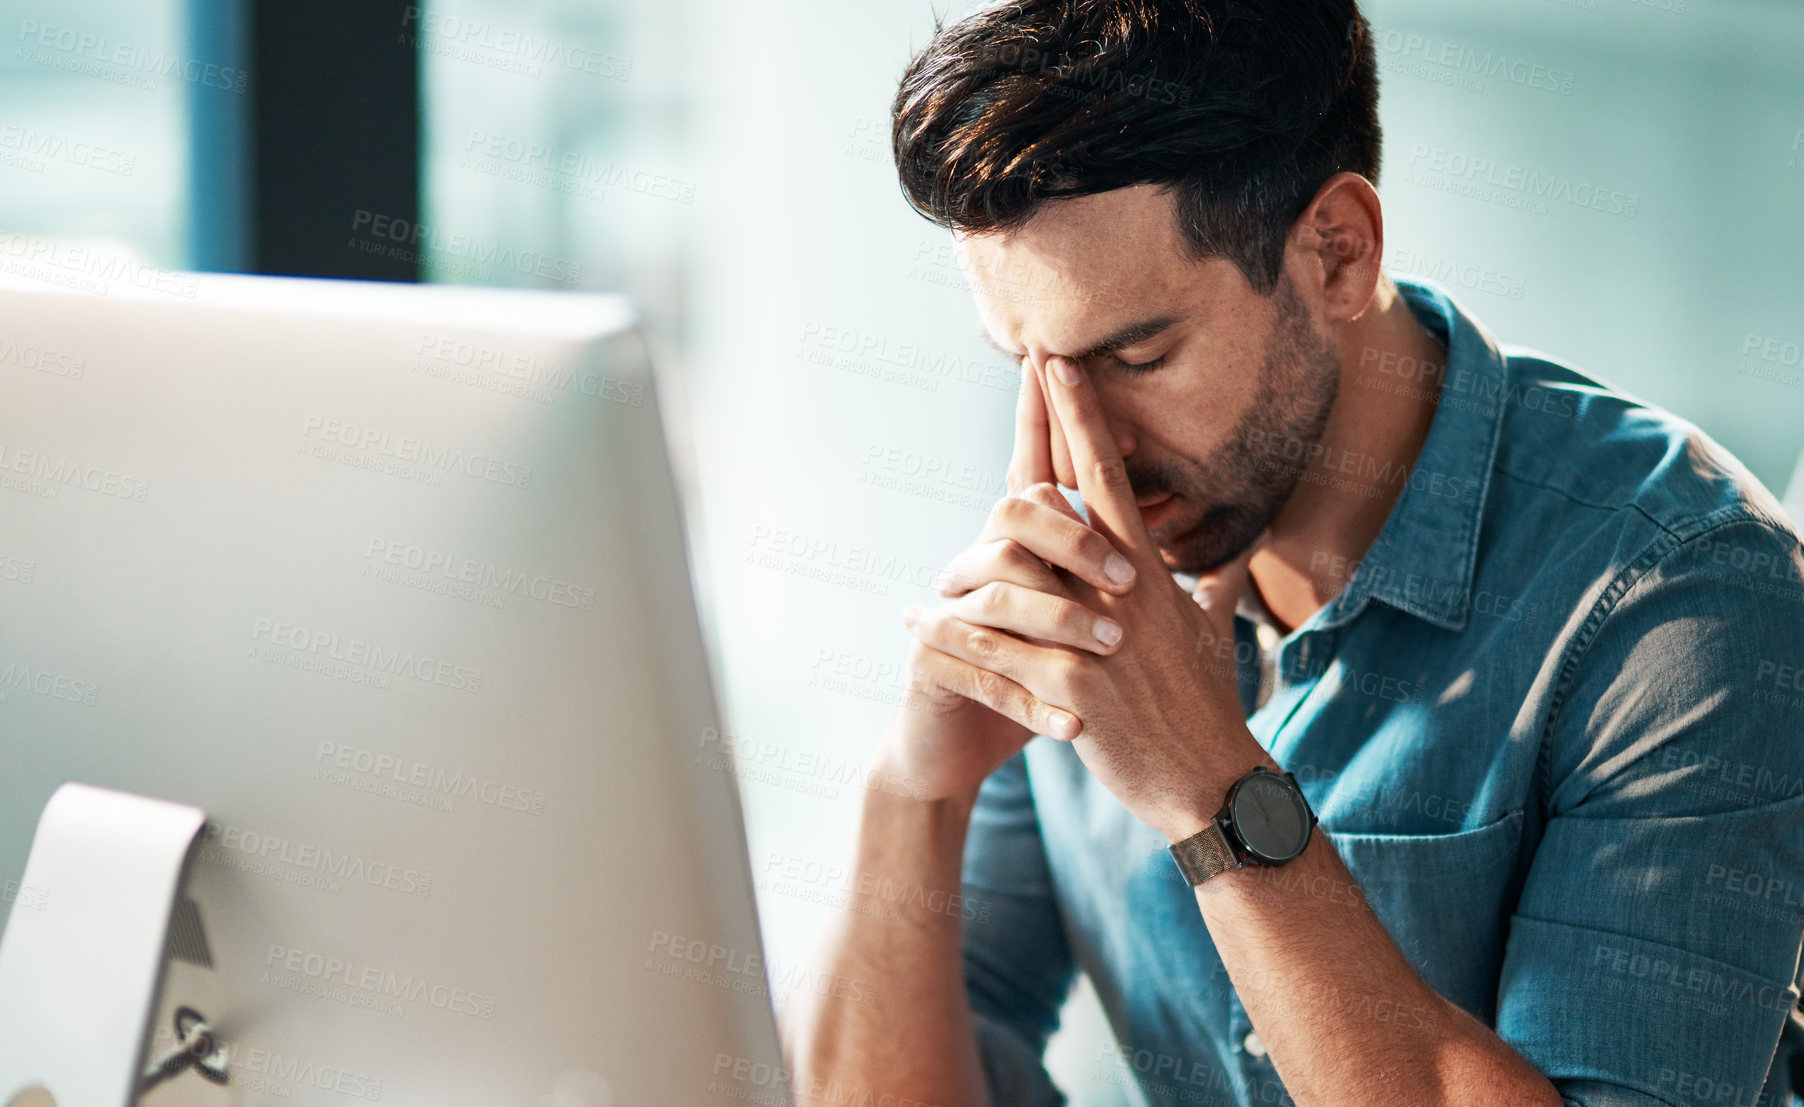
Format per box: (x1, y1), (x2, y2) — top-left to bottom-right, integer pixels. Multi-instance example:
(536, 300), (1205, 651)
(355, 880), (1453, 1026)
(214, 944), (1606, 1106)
(1231, 772), (1311, 863)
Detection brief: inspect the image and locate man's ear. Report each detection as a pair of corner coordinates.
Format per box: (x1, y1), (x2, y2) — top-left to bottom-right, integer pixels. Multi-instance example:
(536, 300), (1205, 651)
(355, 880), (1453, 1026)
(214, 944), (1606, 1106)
(1286, 172), (1384, 324)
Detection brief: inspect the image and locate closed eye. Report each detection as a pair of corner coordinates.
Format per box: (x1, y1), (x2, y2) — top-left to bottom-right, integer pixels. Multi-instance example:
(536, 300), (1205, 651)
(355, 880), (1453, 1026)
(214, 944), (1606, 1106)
(1115, 354), (1166, 376)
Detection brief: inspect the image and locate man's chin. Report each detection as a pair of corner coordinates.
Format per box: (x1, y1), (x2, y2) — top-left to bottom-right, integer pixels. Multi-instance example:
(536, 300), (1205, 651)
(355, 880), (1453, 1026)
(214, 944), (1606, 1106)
(1155, 506), (1266, 576)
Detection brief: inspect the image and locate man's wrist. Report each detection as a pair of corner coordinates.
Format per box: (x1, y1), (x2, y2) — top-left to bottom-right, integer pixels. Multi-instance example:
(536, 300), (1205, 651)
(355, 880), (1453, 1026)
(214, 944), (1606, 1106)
(1158, 740), (1283, 844)
(861, 743), (981, 819)
(1194, 827), (1334, 906)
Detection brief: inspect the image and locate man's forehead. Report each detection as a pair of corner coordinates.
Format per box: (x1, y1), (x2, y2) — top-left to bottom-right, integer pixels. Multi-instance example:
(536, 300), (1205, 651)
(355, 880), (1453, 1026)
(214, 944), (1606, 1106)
(953, 187), (1185, 302)
(953, 186), (1241, 357)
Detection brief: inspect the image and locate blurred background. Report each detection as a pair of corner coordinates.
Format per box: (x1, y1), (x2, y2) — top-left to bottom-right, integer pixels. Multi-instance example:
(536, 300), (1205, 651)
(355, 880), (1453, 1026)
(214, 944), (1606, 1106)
(4, 0), (1802, 1100)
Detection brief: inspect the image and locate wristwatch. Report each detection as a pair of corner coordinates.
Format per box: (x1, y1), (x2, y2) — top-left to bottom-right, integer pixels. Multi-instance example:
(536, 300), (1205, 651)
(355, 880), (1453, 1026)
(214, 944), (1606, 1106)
(1168, 766), (1317, 886)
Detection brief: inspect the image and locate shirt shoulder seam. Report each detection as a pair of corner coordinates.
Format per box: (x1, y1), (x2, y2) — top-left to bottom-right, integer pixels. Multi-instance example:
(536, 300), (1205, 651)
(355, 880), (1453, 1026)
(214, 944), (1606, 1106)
(1536, 508), (1795, 817)
(1493, 463), (1683, 536)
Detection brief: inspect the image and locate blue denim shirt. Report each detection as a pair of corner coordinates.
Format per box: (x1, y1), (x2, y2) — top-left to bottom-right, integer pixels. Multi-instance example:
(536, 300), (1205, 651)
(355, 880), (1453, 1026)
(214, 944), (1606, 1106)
(960, 276), (1804, 1107)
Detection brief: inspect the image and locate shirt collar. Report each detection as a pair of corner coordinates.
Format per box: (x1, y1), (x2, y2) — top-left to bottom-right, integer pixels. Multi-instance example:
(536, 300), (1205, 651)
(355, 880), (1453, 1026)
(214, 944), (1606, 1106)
(1312, 276), (1510, 634)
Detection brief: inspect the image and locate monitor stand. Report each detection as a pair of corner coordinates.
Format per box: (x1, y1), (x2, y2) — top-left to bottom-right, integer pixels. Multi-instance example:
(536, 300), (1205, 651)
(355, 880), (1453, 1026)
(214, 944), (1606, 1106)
(0, 783), (209, 1107)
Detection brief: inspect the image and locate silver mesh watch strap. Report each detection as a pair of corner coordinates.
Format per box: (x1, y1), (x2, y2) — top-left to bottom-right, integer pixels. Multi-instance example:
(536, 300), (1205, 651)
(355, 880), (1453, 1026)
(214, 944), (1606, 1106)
(1168, 821), (1238, 886)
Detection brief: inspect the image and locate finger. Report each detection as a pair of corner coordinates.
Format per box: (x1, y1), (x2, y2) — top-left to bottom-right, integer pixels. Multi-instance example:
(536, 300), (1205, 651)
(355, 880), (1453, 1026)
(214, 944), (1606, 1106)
(975, 495), (1138, 594)
(1007, 356), (1056, 495)
(951, 581), (1123, 655)
(905, 638), (1081, 741)
(936, 534), (1069, 598)
(1044, 355), (1153, 562)
(1020, 480), (1082, 523)
(902, 603), (1070, 702)
(936, 484), (1094, 597)
(1038, 358), (1079, 491)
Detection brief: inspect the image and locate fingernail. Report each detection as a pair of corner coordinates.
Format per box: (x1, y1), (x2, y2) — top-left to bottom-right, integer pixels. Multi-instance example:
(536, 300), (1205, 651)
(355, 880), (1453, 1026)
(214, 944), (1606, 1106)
(1050, 711), (1079, 740)
(1052, 357), (1081, 386)
(1104, 553), (1136, 584)
(1093, 618), (1122, 648)
(901, 604), (923, 628)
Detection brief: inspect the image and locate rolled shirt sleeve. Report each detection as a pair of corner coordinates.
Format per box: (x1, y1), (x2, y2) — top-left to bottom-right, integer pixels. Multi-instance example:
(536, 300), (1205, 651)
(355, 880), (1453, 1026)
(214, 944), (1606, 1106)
(1496, 517), (1804, 1105)
(961, 749), (1077, 1107)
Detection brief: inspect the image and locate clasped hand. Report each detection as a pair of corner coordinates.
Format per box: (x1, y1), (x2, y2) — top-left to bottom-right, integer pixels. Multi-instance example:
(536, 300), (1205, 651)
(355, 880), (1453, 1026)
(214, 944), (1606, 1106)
(888, 355), (1270, 843)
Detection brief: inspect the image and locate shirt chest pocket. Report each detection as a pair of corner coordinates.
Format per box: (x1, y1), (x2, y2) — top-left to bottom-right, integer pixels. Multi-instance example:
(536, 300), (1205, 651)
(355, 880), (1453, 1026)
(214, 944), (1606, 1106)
(1323, 808), (1526, 1023)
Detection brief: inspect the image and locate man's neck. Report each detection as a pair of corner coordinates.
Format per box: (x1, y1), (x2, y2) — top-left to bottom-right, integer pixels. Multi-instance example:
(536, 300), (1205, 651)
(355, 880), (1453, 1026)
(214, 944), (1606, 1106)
(1248, 278), (1448, 635)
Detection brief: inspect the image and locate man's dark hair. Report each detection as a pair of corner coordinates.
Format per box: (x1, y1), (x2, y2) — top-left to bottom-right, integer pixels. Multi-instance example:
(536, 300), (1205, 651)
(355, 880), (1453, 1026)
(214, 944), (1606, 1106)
(891, 0), (1380, 294)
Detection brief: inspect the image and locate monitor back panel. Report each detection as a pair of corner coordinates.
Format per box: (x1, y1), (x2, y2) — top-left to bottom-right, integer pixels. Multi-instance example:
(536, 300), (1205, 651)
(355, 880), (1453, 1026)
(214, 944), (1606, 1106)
(0, 276), (786, 1107)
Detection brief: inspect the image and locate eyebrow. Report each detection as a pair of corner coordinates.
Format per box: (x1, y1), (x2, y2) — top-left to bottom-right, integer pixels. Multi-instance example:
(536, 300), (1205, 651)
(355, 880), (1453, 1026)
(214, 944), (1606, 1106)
(979, 315), (1182, 362)
(1073, 315), (1181, 361)
(980, 328), (1017, 358)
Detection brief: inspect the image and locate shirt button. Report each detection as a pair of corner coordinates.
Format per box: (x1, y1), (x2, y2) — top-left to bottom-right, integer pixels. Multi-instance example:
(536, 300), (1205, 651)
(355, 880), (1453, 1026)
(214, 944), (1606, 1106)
(1244, 1031), (1266, 1058)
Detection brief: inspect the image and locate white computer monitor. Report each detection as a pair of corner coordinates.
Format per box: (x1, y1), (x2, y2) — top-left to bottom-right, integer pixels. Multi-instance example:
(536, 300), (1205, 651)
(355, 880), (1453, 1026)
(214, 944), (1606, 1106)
(0, 272), (790, 1106)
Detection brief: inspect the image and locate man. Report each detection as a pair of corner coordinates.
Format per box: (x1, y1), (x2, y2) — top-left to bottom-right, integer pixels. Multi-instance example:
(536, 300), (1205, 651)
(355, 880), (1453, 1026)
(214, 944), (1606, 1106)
(782, 2), (1804, 1105)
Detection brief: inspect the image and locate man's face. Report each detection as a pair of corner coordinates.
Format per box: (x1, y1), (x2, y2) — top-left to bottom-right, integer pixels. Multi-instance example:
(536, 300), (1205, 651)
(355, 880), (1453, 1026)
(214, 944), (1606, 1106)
(961, 183), (1341, 575)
